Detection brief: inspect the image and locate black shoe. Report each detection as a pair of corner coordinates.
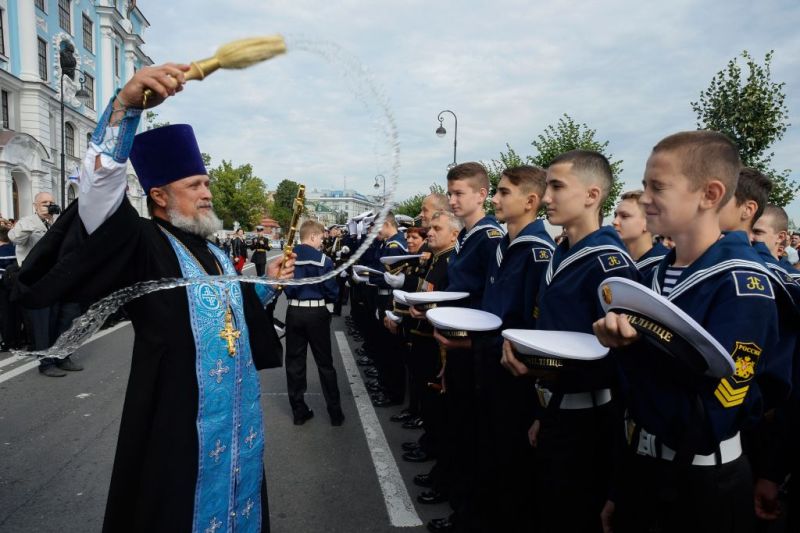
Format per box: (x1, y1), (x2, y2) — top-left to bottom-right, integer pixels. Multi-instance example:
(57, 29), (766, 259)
(355, 347), (369, 356)
(365, 379), (380, 388)
(403, 449), (433, 463)
(367, 383), (385, 393)
(373, 396), (401, 408)
(364, 368), (380, 378)
(0, 342), (10, 352)
(417, 489), (447, 504)
(413, 473), (434, 488)
(40, 365), (67, 377)
(329, 410), (345, 426)
(390, 411), (413, 423)
(293, 409), (314, 425)
(427, 517), (454, 532)
(57, 357), (83, 371)
(357, 357), (374, 367)
(401, 441), (420, 452)
(402, 416), (424, 429)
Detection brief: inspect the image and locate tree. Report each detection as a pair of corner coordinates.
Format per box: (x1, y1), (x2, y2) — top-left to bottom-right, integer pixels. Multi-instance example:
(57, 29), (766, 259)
(208, 160), (269, 230)
(268, 179), (304, 232)
(486, 114), (623, 217)
(692, 50), (797, 206)
(144, 110), (170, 130)
(394, 183), (446, 218)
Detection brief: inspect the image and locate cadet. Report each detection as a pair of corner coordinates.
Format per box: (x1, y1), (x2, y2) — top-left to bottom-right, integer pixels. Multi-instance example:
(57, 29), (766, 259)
(612, 190), (668, 276)
(283, 220), (344, 426)
(502, 150), (639, 533)
(594, 131), (793, 532)
(249, 225), (272, 277)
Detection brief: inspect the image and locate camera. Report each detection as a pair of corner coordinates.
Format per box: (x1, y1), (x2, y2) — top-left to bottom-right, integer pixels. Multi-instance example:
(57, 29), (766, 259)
(47, 204), (62, 215)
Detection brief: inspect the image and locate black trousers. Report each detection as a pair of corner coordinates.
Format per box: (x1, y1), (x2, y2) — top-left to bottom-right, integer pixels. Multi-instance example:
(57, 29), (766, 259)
(254, 262), (266, 277)
(0, 283), (21, 347)
(615, 452), (755, 533)
(284, 306), (341, 416)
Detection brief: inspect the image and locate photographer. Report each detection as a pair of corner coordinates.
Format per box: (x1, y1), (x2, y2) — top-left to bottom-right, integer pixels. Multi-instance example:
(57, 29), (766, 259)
(8, 192), (82, 376)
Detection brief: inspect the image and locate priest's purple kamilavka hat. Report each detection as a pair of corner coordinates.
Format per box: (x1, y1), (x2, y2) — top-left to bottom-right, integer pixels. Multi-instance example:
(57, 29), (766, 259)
(129, 124), (207, 193)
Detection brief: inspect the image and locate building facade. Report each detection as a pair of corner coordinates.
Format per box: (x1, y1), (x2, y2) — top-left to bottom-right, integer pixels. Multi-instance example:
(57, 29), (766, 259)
(305, 188), (381, 223)
(0, 0), (151, 219)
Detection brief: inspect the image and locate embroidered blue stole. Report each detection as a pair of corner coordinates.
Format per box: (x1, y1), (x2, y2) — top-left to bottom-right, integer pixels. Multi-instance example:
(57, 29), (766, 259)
(162, 230), (264, 533)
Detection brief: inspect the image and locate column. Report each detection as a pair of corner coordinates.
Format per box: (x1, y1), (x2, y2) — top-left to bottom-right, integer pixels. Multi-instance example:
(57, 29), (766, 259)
(0, 162), (14, 219)
(17, 0), (40, 82)
(99, 26), (116, 105)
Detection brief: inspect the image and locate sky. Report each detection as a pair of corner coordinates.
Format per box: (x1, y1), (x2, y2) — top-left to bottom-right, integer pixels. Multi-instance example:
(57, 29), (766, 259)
(136, 0), (800, 223)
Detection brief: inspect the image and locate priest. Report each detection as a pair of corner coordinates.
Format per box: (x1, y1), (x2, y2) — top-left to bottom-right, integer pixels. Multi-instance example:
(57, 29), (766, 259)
(17, 64), (293, 533)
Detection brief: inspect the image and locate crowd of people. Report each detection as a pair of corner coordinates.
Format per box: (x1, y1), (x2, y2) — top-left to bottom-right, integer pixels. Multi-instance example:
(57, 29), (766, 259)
(4, 63), (800, 533)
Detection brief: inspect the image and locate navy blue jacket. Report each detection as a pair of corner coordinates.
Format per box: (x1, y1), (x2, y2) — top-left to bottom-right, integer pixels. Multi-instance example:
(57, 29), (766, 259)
(619, 232), (791, 454)
(282, 243), (338, 303)
(634, 242), (669, 278)
(369, 232), (408, 288)
(447, 215), (504, 308)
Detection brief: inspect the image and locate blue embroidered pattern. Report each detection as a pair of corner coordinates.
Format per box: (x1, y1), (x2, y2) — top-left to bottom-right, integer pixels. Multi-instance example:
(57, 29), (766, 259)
(162, 231), (265, 533)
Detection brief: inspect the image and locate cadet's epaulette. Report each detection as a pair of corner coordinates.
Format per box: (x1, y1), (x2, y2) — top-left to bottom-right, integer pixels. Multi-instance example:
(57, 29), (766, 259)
(486, 229), (503, 239)
(732, 271), (774, 299)
(597, 251), (630, 273)
(532, 247), (552, 263)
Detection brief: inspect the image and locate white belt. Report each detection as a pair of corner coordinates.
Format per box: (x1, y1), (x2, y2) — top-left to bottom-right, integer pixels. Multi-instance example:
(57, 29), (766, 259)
(636, 428), (742, 466)
(378, 289), (391, 296)
(536, 385), (612, 410)
(288, 299), (326, 307)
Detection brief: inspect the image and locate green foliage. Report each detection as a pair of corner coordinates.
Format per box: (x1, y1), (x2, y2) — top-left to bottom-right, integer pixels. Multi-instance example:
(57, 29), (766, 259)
(268, 179), (304, 232)
(144, 110), (170, 130)
(692, 50), (797, 207)
(486, 115), (623, 217)
(394, 183), (446, 218)
(208, 160), (269, 230)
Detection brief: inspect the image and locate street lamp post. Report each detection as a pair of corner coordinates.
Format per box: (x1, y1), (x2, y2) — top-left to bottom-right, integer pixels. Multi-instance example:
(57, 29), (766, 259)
(59, 45), (91, 207)
(374, 174), (386, 205)
(435, 109), (458, 168)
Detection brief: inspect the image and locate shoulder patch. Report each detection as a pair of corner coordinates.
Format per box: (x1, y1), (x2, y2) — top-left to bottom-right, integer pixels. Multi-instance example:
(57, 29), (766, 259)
(387, 242), (401, 249)
(715, 341), (761, 408)
(532, 247), (552, 263)
(486, 229), (503, 239)
(732, 271), (774, 299)
(597, 252), (629, 273)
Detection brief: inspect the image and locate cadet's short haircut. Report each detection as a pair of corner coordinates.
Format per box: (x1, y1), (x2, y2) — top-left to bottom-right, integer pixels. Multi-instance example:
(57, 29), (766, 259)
(620, 190), (645, 215)
(384, 212), (398, 229)
(447, 162), (490, 192)
(652, 131), (741, 207)
(733, 167), (772, 223)
(549, 150), (613, 204)
(426, 193), (450, 212)
(431, 210), (463, 233)
(762, 204), (789, 233)
(501, 165), (547, 197)
(299, 220), (325, 241)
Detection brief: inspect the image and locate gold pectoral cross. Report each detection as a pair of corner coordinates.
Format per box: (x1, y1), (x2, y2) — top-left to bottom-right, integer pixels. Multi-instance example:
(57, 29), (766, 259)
(220, 307), (241, 357)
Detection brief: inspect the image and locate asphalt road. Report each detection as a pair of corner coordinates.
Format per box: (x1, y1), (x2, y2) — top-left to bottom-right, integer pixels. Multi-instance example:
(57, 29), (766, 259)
(0, 267), (449, 532)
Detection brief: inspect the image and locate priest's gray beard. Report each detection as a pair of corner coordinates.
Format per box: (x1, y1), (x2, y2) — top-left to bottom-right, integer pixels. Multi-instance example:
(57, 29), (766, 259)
(168, 205), (223, 238)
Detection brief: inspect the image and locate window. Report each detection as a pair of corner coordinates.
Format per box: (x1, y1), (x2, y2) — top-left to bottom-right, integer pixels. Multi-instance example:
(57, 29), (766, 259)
(0, 8), (5, 56)
(114, 44), (120, 77)
(37, 38), (48, 81)
(64, 122), (75, 156)
(58, 0), (71, 33)
(35, 0), (46, 11)
(1, 90), (9, 129)
(83, 73), (94, 109)
(82, 15), (93, 53)
(86, 132), (92, 149)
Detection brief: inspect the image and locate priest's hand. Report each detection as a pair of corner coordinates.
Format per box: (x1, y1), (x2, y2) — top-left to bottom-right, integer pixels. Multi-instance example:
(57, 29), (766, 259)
(592, 311), (640, 348)
(268, 253), (296, 280)
(118, 63), (191, 110)
(500, 339), (529, 377)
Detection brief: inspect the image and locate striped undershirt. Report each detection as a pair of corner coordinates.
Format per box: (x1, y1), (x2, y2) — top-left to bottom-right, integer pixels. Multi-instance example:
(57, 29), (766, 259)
(662, 266), (686, 296)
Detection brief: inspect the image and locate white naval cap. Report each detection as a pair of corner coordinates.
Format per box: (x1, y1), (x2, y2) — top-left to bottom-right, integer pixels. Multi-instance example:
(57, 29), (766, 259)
(426, 308), (502, 333)
(380, 254), (425, 266)
(392, 289), (410, 305)
(597, 276), (734, 379)
(385, 310), (403, 323)
(502, 329), (609, 370)
(404, 291), (470, 309)
(352, 265), (384, 276)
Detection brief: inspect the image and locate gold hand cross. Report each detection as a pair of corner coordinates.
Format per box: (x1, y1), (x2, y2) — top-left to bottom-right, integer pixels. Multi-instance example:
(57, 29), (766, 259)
(219, 308), (241, 357)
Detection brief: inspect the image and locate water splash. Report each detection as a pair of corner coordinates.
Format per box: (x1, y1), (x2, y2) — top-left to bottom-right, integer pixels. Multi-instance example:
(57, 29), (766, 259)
(16, 37), (399, 360)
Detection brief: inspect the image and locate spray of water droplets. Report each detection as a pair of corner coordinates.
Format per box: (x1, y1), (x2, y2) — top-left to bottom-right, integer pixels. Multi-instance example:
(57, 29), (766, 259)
(16, 36), (399, 360)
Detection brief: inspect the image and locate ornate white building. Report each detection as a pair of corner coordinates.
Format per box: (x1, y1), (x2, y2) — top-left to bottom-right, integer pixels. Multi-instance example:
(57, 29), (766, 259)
(0, 0), (152, 219)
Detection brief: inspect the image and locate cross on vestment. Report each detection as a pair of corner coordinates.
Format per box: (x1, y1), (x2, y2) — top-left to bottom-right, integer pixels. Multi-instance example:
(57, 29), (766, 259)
(220, 307), (241, 356)
(245, 426), (257, 448)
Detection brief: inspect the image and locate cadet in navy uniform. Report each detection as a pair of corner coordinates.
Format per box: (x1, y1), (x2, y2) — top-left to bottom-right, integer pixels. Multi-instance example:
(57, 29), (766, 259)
(435, 166), (555, 533)
(595, 132), (794, 533)
(503, 150), (639, 533)
(425, 163), (503, 533)
(367, 213), (408, 407)
(249, 226), (272, 277)
(283, 220), (344, 426)
(612, 190), (668, 277)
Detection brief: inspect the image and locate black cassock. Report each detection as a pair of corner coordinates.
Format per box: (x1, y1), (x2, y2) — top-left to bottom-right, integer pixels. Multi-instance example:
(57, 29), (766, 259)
(18, 198), (281, 532)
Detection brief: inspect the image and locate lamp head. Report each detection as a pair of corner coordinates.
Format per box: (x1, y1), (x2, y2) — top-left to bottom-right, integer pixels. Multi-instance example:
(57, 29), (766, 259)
(435, 125), (447, 138)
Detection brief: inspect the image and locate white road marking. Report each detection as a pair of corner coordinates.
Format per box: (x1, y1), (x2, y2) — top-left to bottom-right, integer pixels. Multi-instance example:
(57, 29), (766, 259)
(0, 355), (27, 370)
(76, 393), (93, 399)
(0, 322), (131, 386)
(334, 331), (422, 528)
